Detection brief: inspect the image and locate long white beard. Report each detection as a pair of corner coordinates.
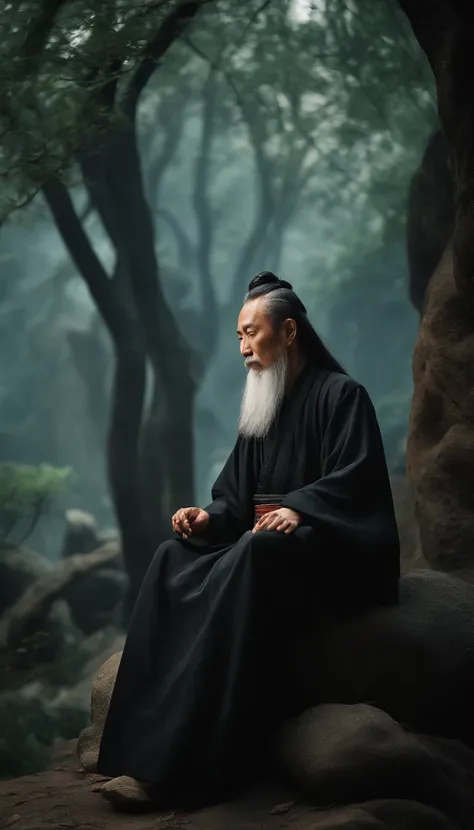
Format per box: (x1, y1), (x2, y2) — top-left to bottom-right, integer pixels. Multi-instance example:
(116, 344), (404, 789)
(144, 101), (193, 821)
(238, 351), (288, 438)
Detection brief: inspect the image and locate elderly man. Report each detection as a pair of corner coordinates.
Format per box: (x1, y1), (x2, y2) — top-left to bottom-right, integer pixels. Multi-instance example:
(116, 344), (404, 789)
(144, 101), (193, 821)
(98, 271), (400, 808)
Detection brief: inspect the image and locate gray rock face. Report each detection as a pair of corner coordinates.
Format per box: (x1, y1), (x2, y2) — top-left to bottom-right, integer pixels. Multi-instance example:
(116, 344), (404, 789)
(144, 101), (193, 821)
(301, 569), (474, 743)
(77, 569), (474, 828)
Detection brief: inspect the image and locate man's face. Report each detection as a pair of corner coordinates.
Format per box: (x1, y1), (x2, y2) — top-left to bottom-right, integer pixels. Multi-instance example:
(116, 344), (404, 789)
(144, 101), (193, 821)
(237, 297), (284, 370)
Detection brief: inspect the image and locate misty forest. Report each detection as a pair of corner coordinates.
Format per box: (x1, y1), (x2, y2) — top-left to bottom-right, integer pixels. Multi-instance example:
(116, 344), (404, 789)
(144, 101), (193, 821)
(2, 1), (474, 828)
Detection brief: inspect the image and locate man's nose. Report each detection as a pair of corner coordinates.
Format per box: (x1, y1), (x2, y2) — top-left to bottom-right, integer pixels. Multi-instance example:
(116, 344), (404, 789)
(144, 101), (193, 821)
(240, 340), (252, 357)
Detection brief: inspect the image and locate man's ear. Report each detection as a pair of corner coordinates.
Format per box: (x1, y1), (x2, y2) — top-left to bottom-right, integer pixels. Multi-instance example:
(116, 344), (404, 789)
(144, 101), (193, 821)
(284, 318), (297, 346)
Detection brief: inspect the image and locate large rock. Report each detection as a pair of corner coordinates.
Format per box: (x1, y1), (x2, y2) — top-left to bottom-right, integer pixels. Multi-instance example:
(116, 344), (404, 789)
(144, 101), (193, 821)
(60, 509), (102, 558)
(8, 569), (474, 828)
(279, 703), (474, 825)
(60, 510), (125, 635)
(407, 242), (474, 580)
(77, 650), (122, 773)
(390, 474), (425, 571)
(406, 129), (454, 315)
(78, 570), (474, 777)
(298, 569), (474, 742)
(64, 568), (127, 634)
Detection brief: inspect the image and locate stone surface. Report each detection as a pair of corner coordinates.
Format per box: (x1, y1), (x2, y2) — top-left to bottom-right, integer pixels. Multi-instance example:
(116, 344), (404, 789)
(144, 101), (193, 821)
(406, 129), (454, 315)
(407, 242), (474, 580)
(6, 569), (474, 828)
(283, 569), (474, 746)
(77, 651), (122, 773)
(64, 568), (126, 635)
(390, 474), (425, 571)
(60, 510), (125, 635)
(0, 763), (461, 830)
(99, 775), (157, 808)
(60, 509), (101, 558)
(278, 703), (474, 823)
(77, 570), (474, 799)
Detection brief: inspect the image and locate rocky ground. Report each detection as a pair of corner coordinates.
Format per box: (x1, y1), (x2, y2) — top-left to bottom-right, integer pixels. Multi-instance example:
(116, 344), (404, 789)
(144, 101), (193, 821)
(0, 746), (456, 830)
(0, 757), (307, 830)
(1, 495), (470, 830)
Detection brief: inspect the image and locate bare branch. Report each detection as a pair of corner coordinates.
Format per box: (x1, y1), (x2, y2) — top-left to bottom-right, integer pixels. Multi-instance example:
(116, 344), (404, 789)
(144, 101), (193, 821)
(123, 0), (210, 119)
(19, 0), (71, 72)
(0, 542), (120, 650)
(192, 67), (219, 355)
(232, 0), (273, 51)
(156, 207), (194, 271)
(144, 97), (187, 204)
(43, 177), (135, 347)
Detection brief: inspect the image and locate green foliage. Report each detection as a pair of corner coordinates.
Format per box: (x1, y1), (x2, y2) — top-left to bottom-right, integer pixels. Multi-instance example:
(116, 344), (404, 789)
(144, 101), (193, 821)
(0, 0), (436, 231)
(0, 462), (73, 542)
(0, 0), (211, 217)
(0, 0), (439, 502)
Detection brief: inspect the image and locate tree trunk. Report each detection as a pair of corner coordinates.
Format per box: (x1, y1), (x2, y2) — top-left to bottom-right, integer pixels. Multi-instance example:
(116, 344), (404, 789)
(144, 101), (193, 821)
(106, 124), (197, 523)
(399, 1), (474, 579)
(43, 179), (150, 609)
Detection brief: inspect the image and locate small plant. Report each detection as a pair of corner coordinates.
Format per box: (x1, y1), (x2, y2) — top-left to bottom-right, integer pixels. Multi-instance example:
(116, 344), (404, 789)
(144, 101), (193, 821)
(0, 462), (73, 543)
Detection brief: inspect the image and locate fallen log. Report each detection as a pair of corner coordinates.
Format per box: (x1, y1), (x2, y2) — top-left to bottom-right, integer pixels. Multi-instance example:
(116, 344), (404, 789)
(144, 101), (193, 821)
(0, 542), (120, 650)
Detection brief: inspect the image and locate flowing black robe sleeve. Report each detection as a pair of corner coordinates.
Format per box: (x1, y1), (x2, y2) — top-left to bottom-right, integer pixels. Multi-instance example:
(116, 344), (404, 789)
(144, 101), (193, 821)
(281, 377), (400, 563)
(203, 439), (252, 543)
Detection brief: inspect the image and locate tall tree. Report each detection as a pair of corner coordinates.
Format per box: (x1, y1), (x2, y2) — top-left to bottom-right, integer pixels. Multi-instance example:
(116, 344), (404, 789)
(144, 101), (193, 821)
(1, 0), (213, 606)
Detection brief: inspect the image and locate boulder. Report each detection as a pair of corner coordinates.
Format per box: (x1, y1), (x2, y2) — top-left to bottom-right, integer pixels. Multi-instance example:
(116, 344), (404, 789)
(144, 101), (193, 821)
(406, 129), (454, 315)
(298, 569), (474, 743)
(278, 703), (474, 823)
(60, 509), (102, 558)
(77, 650), (122, 773)
(407, 242), (474, 581)
(6, 568), (474, 828)
(60, 510), (125, 634)
(78, 569), (474, 777)
(390, 474), (425, 571)
(64, 567), (127, 634)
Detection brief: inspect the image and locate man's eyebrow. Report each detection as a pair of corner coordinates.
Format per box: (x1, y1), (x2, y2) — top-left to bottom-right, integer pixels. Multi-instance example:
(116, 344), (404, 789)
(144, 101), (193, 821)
(237, 323), (254, 334)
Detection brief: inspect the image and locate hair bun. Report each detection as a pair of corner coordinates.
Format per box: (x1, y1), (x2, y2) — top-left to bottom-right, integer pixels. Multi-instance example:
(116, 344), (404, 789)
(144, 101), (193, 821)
(247, 271), (293, 292)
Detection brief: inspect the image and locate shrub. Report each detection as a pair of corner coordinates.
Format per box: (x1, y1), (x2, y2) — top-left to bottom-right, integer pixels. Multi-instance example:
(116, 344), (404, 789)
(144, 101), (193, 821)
(0, 463), (73, 543)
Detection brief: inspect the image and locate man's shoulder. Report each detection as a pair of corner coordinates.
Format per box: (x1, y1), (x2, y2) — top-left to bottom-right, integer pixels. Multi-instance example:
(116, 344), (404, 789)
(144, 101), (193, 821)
(320, 371), (365, 401)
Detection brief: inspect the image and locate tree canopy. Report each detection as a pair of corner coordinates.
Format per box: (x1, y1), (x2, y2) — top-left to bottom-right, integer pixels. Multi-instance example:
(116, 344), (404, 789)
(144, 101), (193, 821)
(0, 0), (437, 578)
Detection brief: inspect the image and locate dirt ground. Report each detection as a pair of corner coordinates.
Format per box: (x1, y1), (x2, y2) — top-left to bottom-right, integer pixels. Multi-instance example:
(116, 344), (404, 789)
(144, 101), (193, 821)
(0, 741), (327, 830)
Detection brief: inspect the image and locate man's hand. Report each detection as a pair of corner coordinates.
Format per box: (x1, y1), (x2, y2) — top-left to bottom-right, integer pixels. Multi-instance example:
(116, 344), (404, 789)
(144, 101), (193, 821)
(172, 507), (210, 540)
(252, 507), (302, 535)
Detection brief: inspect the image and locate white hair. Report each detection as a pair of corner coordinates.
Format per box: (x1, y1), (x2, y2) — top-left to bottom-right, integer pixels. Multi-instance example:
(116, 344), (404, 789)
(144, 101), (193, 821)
(238, 350), (288, 438)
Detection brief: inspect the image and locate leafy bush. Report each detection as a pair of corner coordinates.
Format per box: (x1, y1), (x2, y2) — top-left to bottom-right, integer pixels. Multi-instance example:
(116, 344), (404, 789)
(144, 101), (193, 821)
(0, 463), (73, 543)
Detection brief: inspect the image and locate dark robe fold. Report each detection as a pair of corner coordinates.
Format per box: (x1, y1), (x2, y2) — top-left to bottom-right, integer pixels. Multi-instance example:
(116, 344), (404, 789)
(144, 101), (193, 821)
(97, 364), (400, 801)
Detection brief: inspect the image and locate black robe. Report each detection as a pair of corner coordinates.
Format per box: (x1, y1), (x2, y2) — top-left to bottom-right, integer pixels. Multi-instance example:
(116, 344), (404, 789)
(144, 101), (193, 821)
(97, 365), (400, 801)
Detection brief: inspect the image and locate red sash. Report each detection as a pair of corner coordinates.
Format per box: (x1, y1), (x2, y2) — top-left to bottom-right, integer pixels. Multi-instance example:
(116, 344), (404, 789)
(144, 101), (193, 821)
(253, 495), (283, 525)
